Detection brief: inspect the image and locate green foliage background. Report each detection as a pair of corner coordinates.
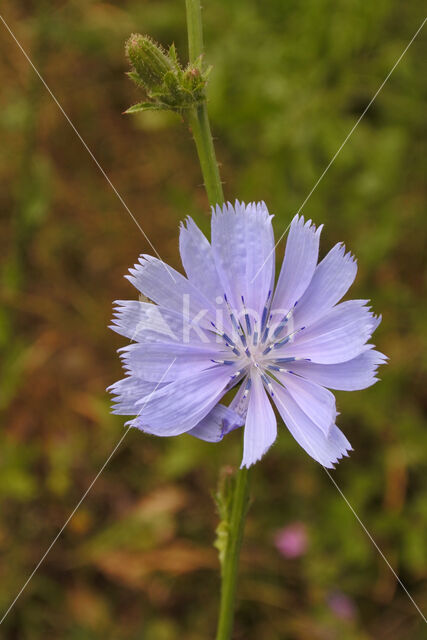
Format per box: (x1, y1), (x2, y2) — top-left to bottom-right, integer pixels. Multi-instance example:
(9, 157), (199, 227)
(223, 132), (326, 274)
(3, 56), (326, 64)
(0, 1), (426, 638)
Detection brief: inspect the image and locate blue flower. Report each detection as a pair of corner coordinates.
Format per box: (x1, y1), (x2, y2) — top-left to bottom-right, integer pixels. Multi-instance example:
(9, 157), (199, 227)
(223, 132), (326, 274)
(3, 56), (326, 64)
(109, 202), (386, 468)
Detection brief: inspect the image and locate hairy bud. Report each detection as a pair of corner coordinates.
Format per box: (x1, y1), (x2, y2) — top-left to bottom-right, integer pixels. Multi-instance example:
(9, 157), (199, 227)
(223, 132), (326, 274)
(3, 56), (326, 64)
(124, 33), (211, 114)
(126, 34), (173, 90)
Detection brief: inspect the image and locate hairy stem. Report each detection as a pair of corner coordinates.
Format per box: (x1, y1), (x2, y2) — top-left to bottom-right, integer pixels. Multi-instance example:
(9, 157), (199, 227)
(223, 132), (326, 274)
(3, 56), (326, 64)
(185, 0), (204, 61)
(215, 466), (252, 640)
(185, 0), (224, 206)
(187, 106), (224, 206)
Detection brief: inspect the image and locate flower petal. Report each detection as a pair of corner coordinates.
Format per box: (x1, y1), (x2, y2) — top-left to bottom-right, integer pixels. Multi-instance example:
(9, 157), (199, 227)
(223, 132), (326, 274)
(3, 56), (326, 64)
(111, 300), (200, 343)
(272, 215), (322, 316)
(179, 217), (224, 303)
(276, 371), (337, 437)
(126, 255), (217, 330)
(241, 372), (277, 468)
(279, 300), (380, 364)
(133, 365), (238, 436)
(271, 380), (352, 468)
(211, 201), (275, 318)
(188, 404), (245, 442)
(284, 350), (387, 390)
(292, 242), (357, 329)
(228, 376), (250, 422)
(108, 376), (165, 415)
(119, 341), (228, 382)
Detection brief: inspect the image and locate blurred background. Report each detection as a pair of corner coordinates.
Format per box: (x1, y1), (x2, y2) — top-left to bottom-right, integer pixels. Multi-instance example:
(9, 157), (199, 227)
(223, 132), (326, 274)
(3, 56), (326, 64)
(0, 1), (426, 638)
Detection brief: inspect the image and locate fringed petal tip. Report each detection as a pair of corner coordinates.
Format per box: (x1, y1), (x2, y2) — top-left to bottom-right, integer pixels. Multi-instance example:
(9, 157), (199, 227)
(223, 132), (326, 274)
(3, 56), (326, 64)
(180, 215), (198, 232)
(327, 242), (358, 277)
(124, 418), (141, 430)
(239, 437), (277, 469)
(336, 240), (357, 262)
(323, 443), (353, 469)
(109, 319), (124, 333)
(211, 200), (247, 216)
(211, 200), (272, 222)
(290, 213), (323, 237)
(124, 254), (162, 281)
(124, 417), (164, 436)
(110, 405), (129, 416)
(371, 313), (382, 333)
(369, 348), (388, 365)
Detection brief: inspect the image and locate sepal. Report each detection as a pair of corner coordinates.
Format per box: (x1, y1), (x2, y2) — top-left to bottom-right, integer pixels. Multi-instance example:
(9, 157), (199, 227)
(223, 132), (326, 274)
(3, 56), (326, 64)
(124, 102), (170, 114)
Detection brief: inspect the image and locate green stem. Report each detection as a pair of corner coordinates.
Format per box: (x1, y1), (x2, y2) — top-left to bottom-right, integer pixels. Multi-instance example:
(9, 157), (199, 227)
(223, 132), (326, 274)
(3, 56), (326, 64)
(185, 0), (204, 61)
(187, 106), (224, 206)
(216, 466), (252, 640)
(185, 0), (224, 206)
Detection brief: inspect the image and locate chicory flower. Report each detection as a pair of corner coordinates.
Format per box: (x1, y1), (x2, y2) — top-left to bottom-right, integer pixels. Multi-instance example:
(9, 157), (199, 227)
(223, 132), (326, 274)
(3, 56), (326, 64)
(109, 202), (386, 468)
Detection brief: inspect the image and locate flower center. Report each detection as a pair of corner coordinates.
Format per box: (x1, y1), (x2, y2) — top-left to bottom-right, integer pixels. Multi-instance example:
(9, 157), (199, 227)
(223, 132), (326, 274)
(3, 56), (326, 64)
(210, 293), (309, 391)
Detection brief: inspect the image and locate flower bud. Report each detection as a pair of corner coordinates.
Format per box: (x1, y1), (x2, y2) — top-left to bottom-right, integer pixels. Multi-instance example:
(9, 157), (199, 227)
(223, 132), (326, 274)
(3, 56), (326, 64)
(125, 34), (173, 91)
(124, 34), (210, 114)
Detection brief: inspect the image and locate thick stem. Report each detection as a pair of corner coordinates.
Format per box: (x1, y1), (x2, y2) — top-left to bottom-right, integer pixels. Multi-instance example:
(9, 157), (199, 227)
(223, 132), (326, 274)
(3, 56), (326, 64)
(185, 0), (224, 206)
(215, 466), (252, 640)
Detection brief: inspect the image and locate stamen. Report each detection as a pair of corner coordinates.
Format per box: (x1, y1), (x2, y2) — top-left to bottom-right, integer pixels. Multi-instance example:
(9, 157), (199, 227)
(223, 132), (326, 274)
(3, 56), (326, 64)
(241, 296), (252, 336)
(230, 311), (240, 334)
(262, 326), (305, 355)
(211, 359), (236, 365)
(222, 331), (237, 348)
(272, 326), (305, 349)
(272, 301), (298, 339)
(242, 377), (252, 398)
(245, 314), (252, 335)
(259, 290), (272, 335)
(260, 306), (268, 334)
(261, 313), (272, 344)
(272, 316), (289, 338)
(211, 321), (243, 357)
(210, 321), (221, 336)
(261, 307), (268, 331)
(261, 372), (274, 396)
(239, 331), (248, 348)
(224, 294), (247, 348)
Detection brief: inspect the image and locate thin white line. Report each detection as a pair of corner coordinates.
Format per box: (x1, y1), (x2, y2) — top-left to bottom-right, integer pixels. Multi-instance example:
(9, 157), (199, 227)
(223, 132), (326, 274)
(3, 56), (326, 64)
(0, 429), (131, 626)
(0, 358), (176, 625)
(251, 16), (427, 285)
(274, 389), (426, 622)
(323, 468), (427, 623)
(0, 12), (176, 283)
